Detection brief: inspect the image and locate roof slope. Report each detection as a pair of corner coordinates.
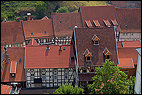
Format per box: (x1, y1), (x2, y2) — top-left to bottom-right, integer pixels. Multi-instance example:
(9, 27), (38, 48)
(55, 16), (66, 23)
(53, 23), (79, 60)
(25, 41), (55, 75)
(51, 13), (83, 37)
(1, 84), (12, 94)
(25, 43), (73, 69)
(74, 27), (118, 67)
(1, 21), (25, 45)
(22, 19), (54, 39)
(116, 8), (141, 33)
(79, 6), (117, 28)
(118, 58), (134, 68)
(1, 47), (26, 82)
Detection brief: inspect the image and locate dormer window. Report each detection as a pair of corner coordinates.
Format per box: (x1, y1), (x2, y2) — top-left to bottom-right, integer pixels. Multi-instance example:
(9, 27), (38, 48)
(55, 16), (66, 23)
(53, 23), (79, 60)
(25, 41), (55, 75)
(92, 34), (100, 45)
(103, 19), (111, 27)
(83, 49), (92, 62)
(103, 48), (112, 60)
(85, 20), (93, 28)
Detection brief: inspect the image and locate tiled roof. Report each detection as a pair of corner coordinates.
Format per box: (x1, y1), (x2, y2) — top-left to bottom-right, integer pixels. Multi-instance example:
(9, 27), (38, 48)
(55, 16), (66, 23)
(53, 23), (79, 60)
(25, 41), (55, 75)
(1, 46), (4, 60)
(41, 16), (49, 20)
(1, 21), (25, 45)
(116, 8), (141, 33)
(74, 27), (118, 67)
(1, 47), (26, 82)
(117, 40), (141, 48)
(117, 47), (139, 65)
(117, 58), (134, 68)
(25, 41), (73, 68)
(1, 84), (12, 94)
(79, 6), (117, 28)
(51, 13), (83, 37)
(22, 19), (54, 40)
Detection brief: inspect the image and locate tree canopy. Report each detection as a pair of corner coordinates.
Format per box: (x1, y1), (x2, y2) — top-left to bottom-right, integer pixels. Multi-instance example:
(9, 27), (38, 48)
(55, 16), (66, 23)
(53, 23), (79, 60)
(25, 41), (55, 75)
(56, 7), (69, 13)
(53, 84), (84, 94)
(88, 59), (132, 94)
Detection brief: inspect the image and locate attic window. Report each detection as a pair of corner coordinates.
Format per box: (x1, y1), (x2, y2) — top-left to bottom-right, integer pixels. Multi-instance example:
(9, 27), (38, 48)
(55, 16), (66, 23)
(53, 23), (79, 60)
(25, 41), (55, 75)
(85, 20), (92, 28)
(69, 27), (71, 29)
(44, 31), (47, 34)
(103, 19), (111, 27)
(83, 49), (92, 62)
(60, 21), (62, 23)
(103, 48), (111, 60)
(111, 19), (118, 26)
(31, 32), (33, 35)
(92, 34), (100, 45)
(93, 20), (100, 27)
(19, 58), (21, 62)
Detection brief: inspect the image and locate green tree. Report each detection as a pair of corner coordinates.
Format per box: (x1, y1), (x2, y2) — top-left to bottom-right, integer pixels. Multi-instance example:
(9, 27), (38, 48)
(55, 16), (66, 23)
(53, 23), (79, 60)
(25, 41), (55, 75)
(88, 59), (129, 94)
(127, 76), (135, 94)
(56, 7), (69, 13)
(53, 84), (84, 94)
(35, 1), (47, 19)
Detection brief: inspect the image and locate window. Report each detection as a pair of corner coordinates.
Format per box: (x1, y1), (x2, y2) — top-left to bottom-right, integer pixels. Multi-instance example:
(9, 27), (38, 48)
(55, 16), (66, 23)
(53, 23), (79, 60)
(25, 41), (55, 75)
(103, 48), (111, 60)
(93, 20), (100, 27)
(85, 20), (92, 28)
(92, 34), (99, 45)
(87, 56), (91, 61)
(103, 19), (111, 27)
(31, 32), (33, 35)
(11, 73), (15, 77)
(83, 49), (92, 62)
(106, 55), (110, 59)
(82, 68), (87, 73)
(44, 31), (47, 34)
(124, 71), (128, 75)
(60, 21), (62, 23)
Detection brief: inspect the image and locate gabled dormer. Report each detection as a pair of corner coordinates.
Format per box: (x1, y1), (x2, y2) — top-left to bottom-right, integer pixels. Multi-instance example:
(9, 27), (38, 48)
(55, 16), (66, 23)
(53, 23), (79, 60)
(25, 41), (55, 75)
(92, 34), (100, 45)
(103, 48), (112, 60)
(27, 38), (39, 46)
(83, 49), (92, 62)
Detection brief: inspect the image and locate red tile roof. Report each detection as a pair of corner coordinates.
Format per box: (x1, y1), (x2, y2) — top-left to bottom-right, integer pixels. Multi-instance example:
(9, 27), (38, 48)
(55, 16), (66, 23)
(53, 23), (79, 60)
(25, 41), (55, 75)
(1, 46), (4, 60)
(1, 47), (26, 82)
(51, 13), (83, 37)
(1, 21), (25, 45)
(22, 19), (54, 40)
(93, 20), (101, 27)
(25, 42), (72, 69)
(1, 84), (12, 94)
(74, 27), (118, 67)
(117, 48), (139, 65)
(117, 40), (141, 48)
(117, 58), (134, 68)
(79, 6), (117, 28)
(116, 8), (141, 33)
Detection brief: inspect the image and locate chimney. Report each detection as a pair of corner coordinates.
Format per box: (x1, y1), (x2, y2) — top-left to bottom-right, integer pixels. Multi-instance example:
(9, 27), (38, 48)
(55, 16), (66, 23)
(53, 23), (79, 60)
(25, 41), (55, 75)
(27, 13), (31, 21)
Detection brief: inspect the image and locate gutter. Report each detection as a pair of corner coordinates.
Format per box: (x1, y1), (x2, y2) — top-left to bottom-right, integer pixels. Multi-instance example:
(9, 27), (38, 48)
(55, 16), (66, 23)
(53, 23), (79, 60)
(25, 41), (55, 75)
(73, 28), (79, 85)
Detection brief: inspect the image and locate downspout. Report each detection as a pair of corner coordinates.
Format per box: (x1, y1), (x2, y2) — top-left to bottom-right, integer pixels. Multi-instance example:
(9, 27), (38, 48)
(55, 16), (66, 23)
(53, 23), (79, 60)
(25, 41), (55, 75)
(73, 28), (79, 85)
(114, 27), (119, 65)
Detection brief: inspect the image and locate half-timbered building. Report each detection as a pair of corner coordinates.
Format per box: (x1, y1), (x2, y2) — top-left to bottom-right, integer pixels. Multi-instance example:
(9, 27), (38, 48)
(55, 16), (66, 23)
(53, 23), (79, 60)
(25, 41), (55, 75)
(24, 38), (76, 88)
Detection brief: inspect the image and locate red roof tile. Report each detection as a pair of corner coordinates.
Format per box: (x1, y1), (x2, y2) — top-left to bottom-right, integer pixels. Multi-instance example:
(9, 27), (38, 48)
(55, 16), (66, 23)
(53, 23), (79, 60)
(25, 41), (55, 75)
(117, 40), (141, 48)
(73, 27), (118, 67)
(79, 6), (116, 28)
(22, 19), (54, 40)
(1, 84), (12, 94)
(118, 58), (134, 68)
(25, 44), (72, 69)
(51, 13), (83, 37)
(116, 8), (141, 33)
(1, 21), (25, 45)
(1, 47), (26, 82)
(118, 48), (139, 65)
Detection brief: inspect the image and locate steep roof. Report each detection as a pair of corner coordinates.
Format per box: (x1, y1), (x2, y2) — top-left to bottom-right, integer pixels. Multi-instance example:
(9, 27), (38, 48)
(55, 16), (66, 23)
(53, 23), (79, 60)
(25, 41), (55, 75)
(1, 21), (25, 45)
(22, 19), (54, 40)
(117, 40), (141, 48)
(117, 41), (141, 67)
(25, 44), (73, 69)
(1, 47), (26, 82)
(74, 27), (118, 67)
(51, 13), (83, 37)
(117, 58), (134, 68)
(116, 8), (141, 33)
(1, 84), (12, 94)
(79, 6), (117, 28)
